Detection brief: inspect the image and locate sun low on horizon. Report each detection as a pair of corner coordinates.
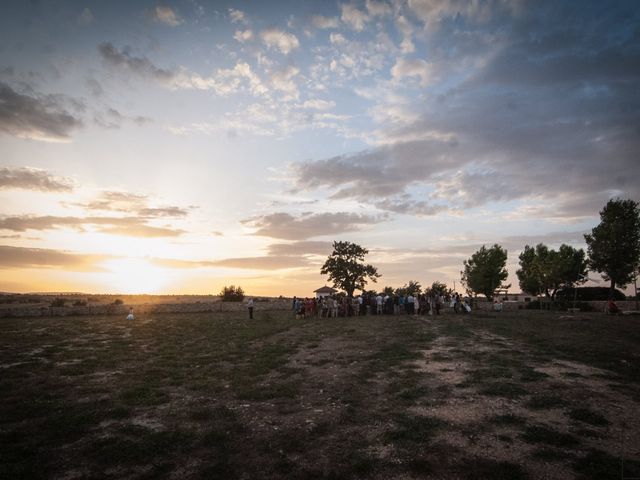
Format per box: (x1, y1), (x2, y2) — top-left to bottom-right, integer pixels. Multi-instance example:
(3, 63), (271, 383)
(0, 0), (638, 297)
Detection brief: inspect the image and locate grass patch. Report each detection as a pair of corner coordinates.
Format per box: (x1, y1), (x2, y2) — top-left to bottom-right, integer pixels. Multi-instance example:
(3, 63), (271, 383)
(521, 425), (580, 448)
(480, 381), (528, 398)
(573, 449), (640, 479)
(568, 408), (610, 427)
(526, 394), (570, 410)
(488, 414), (527, 426)
(533, 448), (575, 461)
(456, 457), (528, 479)
(385, 414), (444, 444)
(1, 310), (639, 479)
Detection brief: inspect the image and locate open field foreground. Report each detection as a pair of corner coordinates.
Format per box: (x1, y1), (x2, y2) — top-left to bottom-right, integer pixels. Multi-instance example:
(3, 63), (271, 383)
(1, 311), (640, 479)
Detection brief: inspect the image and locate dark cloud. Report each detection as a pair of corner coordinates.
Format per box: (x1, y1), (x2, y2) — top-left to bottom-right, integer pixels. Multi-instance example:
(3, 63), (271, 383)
(0, 215), (184, 237)
(291, 2), (640, 220)
(0, 166), (73, 192)
(73, 191), (190, 218)
(0, 82), (83, 142)
(93, 108), (153, 129)
(0, 245), (107, 271)
(151, 241), (332, 271)
(242, 212), (383, 240)
(98, 42), (174, 83)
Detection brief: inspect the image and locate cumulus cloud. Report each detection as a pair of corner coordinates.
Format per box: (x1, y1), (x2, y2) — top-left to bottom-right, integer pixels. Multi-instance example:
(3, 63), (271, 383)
(0, 245), (107, 271)
(365, 0), (392, 17)
(300, 99), (336, 110)
(341, 3), (370, 31)
(0, 167), (73, 192)
(229, 8), (247, 25)
(99, 44), (269, 97)
(151, 5), (183, 26)
(329, 32), (347, 45)
(391, 58), (433, 86)
(260, 29), (300, 55)
(176, 62), (268, 96)
(242, 212), (382, 240)
(233, 29), (253, 43)
(311, 15), (339, 29)
(269, 66), (300, 98)
(0, 83), (83, 142)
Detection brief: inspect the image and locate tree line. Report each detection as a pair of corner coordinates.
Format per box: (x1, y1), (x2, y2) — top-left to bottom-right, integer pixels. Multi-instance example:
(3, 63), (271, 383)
(321, 198), (640, 301)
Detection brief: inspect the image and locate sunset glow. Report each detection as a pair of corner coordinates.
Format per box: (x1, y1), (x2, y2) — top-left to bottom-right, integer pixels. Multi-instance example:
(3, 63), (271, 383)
(1, 1), (638, 296)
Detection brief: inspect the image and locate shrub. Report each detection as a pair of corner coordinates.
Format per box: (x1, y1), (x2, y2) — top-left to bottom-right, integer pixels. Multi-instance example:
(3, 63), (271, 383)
(73, 300), (87, 307)
(219, 285), (245, 302)
(556, 287), (626, 301)
(112, 299), (123, 305)
(50, 298), (67, 307)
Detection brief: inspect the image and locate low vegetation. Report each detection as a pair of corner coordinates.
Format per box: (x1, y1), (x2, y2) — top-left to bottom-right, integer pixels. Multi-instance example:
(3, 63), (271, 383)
(1, 310), (639, 479)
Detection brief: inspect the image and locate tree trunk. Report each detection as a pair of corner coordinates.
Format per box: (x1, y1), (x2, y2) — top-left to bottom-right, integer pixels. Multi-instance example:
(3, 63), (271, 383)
(609, 279), (616, 300)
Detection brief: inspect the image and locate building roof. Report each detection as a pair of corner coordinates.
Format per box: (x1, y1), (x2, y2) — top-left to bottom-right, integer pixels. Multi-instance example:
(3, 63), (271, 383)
(313, 286), (337, 293)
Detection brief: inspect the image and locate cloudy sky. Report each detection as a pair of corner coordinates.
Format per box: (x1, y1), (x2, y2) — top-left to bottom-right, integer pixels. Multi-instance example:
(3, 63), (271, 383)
(1, 0), (638, 296)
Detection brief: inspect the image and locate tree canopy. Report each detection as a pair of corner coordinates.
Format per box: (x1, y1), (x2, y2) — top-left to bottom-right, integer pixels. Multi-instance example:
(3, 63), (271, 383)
(461, 244), (509, 300)
(516, 243), (587, 298)
(321, 241), (380, 297)
(584, 198), (640, 298)
(219, 285), (245, 302)
(429, 281), (449, 296)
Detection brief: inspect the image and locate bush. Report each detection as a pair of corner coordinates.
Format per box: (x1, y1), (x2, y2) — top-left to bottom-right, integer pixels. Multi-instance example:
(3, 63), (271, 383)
(219, 285), (245, 302)
(112, 299), (123, 305)
(73, 300), (87, 307)
(50, 298), (67, 307)
(556, 287), (626, 301)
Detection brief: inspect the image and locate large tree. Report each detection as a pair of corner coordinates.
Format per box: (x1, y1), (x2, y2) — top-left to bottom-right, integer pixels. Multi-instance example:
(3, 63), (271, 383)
(516, 243), (587, 298)
(461, 244), (509, 300)
(584, 198), (640, 299)
(321, 241), (380, 297)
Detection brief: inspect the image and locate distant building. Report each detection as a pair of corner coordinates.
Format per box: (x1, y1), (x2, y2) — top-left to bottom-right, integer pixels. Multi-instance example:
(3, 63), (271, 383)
(314, 286), (338, 299)
(501, 292), (536, 302)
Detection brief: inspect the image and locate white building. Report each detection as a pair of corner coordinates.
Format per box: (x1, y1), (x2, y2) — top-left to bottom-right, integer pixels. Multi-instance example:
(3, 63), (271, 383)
(314, 286), (338, 299)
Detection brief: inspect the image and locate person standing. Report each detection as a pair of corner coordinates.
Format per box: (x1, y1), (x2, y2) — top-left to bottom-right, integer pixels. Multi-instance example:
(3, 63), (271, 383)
(247, 298), (254, 319)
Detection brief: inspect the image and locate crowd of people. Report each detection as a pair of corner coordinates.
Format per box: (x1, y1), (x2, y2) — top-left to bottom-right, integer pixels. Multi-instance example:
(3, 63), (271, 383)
(292, 292), (472, 319)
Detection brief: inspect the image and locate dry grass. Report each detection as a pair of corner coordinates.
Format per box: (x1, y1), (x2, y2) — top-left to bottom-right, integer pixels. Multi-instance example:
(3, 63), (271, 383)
(1, 309), (639, 479)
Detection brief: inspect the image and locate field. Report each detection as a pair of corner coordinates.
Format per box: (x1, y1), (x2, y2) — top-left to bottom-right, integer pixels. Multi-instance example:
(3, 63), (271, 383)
(1, 310), (639, 479)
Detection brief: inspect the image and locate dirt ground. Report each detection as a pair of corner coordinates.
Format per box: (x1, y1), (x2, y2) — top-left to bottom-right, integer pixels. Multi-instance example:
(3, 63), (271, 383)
(1, 310), (639, 479)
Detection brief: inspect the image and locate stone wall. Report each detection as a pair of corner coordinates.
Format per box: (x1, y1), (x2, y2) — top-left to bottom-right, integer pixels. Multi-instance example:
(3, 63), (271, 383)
(0, 298), (292, 318)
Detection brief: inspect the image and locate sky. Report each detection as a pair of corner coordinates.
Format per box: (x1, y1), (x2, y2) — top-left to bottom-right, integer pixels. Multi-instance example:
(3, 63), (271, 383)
(0, 0), (639, 296)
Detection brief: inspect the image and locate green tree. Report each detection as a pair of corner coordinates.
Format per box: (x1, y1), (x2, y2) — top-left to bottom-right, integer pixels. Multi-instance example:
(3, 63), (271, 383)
(585, 198), (640, 299)
(382, 286), (395, 296)
(219, 285), (245, 302)
(402, 280), (422, 296)
(461, 244), (510, 300)
(429, 281), (449, 296)
(321, 241), (380, 297)
(553, 244), (588, 295)
(516, 245), (545, 296)
(516, 244), (587, 298)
